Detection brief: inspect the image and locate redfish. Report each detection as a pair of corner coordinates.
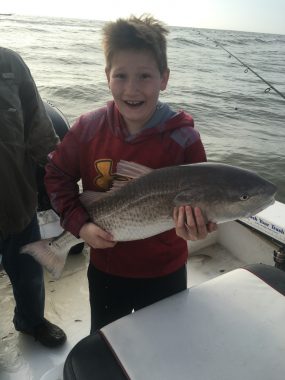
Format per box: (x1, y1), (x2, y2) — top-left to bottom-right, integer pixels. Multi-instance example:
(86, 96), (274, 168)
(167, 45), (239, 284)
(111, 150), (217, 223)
(21, 160), (276, 278)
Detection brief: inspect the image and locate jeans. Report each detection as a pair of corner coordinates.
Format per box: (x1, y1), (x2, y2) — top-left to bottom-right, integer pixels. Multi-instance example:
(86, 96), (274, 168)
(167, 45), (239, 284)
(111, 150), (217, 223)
(88, 263), (187, 333)
(0, 214), (45, 331)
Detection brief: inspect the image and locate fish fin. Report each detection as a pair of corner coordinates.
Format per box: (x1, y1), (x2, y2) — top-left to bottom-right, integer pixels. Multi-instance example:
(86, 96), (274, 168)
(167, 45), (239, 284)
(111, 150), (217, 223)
(173, 191), (194, 206)
(79, 188), (124, 208)
(20, 234), (72, 279)
(116, 160), (153, 179)
(80, 161), (154, 208)
(109, 161), (153, 192)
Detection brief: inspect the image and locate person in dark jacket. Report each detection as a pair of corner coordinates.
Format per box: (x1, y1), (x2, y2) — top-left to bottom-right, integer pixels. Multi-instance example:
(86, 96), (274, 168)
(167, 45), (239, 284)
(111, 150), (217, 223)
(0, 47), (66, 347)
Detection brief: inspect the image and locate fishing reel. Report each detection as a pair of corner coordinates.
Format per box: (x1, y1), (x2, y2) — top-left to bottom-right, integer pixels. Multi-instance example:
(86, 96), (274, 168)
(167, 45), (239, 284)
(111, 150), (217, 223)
(273, 245), (285, 272)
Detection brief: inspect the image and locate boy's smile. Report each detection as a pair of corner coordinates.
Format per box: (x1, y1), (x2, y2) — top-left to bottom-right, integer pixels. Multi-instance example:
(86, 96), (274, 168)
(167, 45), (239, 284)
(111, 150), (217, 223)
(106, 50), (169, 134)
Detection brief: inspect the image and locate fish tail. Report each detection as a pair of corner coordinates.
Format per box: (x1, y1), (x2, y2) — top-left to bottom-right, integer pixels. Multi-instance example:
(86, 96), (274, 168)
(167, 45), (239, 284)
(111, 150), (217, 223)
(43, 252), (67, 280)
(20, 238), (68, 279)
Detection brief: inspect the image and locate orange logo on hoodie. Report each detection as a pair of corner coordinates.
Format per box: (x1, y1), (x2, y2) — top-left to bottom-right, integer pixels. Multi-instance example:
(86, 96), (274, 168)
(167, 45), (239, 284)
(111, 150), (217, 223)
(94, 159), (114, 190)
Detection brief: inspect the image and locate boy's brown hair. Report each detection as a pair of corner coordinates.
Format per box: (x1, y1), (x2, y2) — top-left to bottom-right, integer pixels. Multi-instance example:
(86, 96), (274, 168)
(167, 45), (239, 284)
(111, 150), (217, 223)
(102, 14), (169, 74)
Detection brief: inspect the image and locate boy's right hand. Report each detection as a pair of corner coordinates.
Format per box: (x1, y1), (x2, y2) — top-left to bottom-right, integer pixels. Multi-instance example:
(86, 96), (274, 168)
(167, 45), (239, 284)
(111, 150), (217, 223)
(79, 222), (116, 249)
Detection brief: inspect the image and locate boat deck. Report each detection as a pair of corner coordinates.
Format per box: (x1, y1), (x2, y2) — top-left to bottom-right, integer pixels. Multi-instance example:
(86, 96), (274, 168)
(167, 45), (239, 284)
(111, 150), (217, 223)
(0, 238), (249, 380)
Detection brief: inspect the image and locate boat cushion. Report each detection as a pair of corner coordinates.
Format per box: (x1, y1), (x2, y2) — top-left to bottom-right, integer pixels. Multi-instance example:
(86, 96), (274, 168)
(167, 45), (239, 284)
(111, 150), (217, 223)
(63, 332), (128, 379)
(63, 264), (285, 380)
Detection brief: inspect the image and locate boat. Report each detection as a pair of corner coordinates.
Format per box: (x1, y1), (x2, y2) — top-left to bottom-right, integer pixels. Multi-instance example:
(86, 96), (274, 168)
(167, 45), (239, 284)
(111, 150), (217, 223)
(1, 103), (284, 380)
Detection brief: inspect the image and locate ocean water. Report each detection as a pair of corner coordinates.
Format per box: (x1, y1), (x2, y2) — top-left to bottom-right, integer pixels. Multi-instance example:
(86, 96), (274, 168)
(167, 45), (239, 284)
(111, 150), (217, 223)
(1, 14), (285, 202)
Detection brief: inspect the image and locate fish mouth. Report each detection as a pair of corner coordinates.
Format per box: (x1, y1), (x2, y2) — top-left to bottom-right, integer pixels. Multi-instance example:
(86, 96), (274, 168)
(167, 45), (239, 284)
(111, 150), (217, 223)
(251, 196), (275, 217)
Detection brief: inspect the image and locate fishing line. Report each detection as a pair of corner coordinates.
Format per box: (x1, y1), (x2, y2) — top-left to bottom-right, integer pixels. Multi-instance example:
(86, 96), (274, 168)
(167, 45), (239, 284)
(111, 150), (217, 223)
(197, 31), (285, 101)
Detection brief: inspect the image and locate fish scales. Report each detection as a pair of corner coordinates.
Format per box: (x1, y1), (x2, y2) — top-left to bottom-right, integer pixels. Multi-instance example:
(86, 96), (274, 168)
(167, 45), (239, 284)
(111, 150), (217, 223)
(86, 166), (184, 240)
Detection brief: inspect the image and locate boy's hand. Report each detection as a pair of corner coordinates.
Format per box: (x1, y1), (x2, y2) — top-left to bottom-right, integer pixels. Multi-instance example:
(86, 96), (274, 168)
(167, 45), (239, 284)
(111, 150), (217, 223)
(173, 206), (217, 241)
(79, 222), (116, 249)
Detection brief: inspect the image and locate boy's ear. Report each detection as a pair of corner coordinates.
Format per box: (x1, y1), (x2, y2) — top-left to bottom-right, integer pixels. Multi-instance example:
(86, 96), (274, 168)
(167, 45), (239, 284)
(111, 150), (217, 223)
(160, 68), (170, 91)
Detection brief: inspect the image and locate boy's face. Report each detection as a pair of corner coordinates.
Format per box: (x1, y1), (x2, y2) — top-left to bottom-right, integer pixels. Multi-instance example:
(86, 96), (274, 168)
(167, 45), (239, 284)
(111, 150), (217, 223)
(105, 49), (169, 134)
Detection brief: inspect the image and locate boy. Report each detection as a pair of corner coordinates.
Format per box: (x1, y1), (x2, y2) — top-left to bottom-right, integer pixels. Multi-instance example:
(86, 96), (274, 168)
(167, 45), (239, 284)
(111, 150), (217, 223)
(45, 15), (216, 333)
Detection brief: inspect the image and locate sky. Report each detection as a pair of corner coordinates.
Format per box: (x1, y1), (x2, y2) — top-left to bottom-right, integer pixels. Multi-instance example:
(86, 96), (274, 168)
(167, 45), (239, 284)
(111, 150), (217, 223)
(1, 0), (285, 35)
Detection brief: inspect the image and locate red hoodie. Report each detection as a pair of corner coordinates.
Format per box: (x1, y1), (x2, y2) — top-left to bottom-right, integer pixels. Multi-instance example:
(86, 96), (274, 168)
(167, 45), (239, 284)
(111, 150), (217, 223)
(45, 101), (206, 278)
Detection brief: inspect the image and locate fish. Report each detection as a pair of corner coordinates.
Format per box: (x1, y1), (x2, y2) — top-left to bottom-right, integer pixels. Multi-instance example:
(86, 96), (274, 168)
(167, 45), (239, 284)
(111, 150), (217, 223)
(20, 160), (277, 279)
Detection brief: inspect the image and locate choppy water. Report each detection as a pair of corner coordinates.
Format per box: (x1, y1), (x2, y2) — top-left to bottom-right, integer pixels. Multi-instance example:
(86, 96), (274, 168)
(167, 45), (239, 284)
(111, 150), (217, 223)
(1, 14), (285, 202)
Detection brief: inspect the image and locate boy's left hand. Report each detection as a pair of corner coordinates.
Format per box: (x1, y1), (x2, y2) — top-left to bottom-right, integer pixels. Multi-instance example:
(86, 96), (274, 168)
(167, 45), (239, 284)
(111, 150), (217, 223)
(173, 206), (217, 241)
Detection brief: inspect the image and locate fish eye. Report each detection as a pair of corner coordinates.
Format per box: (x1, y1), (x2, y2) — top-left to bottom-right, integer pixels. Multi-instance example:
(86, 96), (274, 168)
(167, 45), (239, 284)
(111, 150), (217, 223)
(240, 193), (249, 201)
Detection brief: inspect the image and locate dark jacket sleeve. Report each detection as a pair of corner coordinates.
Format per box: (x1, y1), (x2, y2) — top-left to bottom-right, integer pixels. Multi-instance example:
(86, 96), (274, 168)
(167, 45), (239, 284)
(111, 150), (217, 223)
(14, 51), (59, 165)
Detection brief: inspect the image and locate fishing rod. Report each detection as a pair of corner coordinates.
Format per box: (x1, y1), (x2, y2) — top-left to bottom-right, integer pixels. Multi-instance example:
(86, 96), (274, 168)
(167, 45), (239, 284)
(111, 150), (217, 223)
(197, 31), (285, 101)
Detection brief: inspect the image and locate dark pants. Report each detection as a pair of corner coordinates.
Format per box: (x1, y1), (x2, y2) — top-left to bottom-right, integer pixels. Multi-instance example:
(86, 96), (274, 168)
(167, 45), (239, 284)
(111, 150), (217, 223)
(88, 263), (187, 333)
(0, 214), (45, 331)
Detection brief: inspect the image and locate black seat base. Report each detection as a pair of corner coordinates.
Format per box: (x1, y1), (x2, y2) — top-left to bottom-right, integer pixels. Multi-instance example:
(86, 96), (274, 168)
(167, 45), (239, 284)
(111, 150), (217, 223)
(63, 332), (128, 380)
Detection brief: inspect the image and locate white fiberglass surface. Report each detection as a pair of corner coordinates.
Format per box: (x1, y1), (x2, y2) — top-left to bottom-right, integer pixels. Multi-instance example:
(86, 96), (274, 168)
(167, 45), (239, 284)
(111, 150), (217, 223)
(187, 243), (245, 286)
(102, 268), (285, 380)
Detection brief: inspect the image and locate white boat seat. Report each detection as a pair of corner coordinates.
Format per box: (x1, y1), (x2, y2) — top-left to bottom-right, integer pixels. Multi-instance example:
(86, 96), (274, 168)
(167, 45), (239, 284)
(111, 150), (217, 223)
(63, 264), (285, 380)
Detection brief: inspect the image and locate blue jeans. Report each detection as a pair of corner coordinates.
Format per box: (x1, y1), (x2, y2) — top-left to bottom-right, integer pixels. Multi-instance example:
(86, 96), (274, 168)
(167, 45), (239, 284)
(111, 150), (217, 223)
(0, 214), (45, 331)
